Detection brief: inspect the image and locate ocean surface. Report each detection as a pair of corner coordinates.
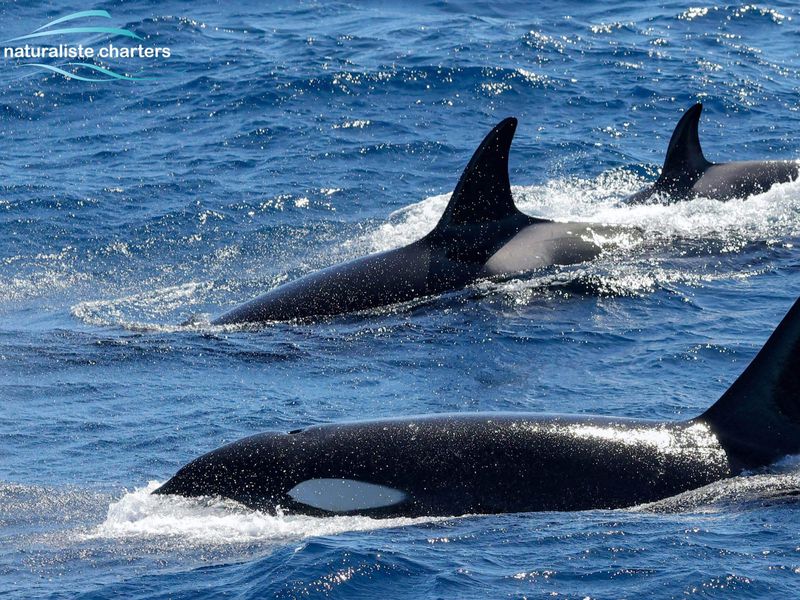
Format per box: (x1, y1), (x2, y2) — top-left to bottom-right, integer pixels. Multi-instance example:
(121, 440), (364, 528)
(2, 0), (800, 597)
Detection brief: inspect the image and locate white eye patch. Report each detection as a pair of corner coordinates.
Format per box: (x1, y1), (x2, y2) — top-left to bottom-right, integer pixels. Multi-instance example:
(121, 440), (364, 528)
(287, 478), (407, 512)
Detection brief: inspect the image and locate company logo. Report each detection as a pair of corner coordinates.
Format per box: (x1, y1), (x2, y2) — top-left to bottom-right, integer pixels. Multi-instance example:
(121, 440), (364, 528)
(2, 9), (171, 81)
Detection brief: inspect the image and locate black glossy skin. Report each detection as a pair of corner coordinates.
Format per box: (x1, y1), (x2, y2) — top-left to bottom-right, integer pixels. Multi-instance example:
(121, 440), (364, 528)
(628, 103), (798, 204)
(159, 296), (800, 518)
(213, 118), (616, 325)
(212, 219), (612, 324)
(213, 241), (438, 324)
(155, 413), (731, 517)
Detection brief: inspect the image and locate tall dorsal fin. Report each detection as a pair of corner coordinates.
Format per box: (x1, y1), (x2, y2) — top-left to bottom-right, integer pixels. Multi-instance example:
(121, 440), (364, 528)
(433, 117), (525, 232)
(700, 296), (800, 470)
(655, 103), (712, 193)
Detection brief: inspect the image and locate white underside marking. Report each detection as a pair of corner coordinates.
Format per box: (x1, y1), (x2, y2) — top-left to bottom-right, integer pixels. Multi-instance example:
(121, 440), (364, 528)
(288, 478), (408, 512)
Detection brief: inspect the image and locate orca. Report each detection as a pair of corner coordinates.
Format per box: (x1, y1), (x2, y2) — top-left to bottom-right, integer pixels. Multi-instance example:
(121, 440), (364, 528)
(627, 103), (798, 203)
(212, 118), (614, 325)
(157, 296), (800, 517)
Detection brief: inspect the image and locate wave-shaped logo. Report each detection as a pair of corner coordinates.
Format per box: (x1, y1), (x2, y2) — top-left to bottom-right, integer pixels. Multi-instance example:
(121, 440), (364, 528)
(22, 62), (149, 82)
(2, 9), (170, 82)
(3, 10), (142, 44)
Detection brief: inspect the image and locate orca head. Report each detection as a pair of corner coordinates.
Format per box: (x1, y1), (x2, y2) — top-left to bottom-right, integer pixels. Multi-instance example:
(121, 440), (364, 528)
(155, 429), (412, 515)
(154, 431), (297, 510)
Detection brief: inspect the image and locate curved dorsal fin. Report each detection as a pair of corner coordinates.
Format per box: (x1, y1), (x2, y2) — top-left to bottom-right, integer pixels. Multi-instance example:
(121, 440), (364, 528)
(700, 297), (800, 469)
(433, 117), (524, 232)
(655, 103), (711, 193)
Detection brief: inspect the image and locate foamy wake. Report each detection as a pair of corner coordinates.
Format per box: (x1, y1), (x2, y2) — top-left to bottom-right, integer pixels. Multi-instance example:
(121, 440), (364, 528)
(85, 482), (439, 545)
(358, 168), (800, 254)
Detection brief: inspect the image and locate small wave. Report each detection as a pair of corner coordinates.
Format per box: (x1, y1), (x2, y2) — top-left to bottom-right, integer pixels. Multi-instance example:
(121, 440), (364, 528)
(635, 456), (800, 513)
(70, 281), (216, 331)
(87, 482), (440, 545)
(0, 482), (111, 526)
(277, 65), (566, 100)
(678, 4), (787, 24)
(0, 247), (91, 305)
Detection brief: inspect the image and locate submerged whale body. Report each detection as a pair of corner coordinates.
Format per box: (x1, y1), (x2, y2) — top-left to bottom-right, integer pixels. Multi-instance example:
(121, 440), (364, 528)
(157, 296), (800, 517)
(628, 103), (798, 203)
(213, 118), (613, 325)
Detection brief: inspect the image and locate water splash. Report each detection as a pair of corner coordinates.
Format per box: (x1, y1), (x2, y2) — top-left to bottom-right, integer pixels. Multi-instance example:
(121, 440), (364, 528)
(87, 482), (440, 545)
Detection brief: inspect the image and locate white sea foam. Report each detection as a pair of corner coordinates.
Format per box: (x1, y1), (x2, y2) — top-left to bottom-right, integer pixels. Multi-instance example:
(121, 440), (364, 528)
(357, 169), (800, 255)
(86, 482), (439, 545)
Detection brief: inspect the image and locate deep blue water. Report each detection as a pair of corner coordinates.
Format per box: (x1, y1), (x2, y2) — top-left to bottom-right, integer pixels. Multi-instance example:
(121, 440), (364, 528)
(2, 0), (800, 597)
